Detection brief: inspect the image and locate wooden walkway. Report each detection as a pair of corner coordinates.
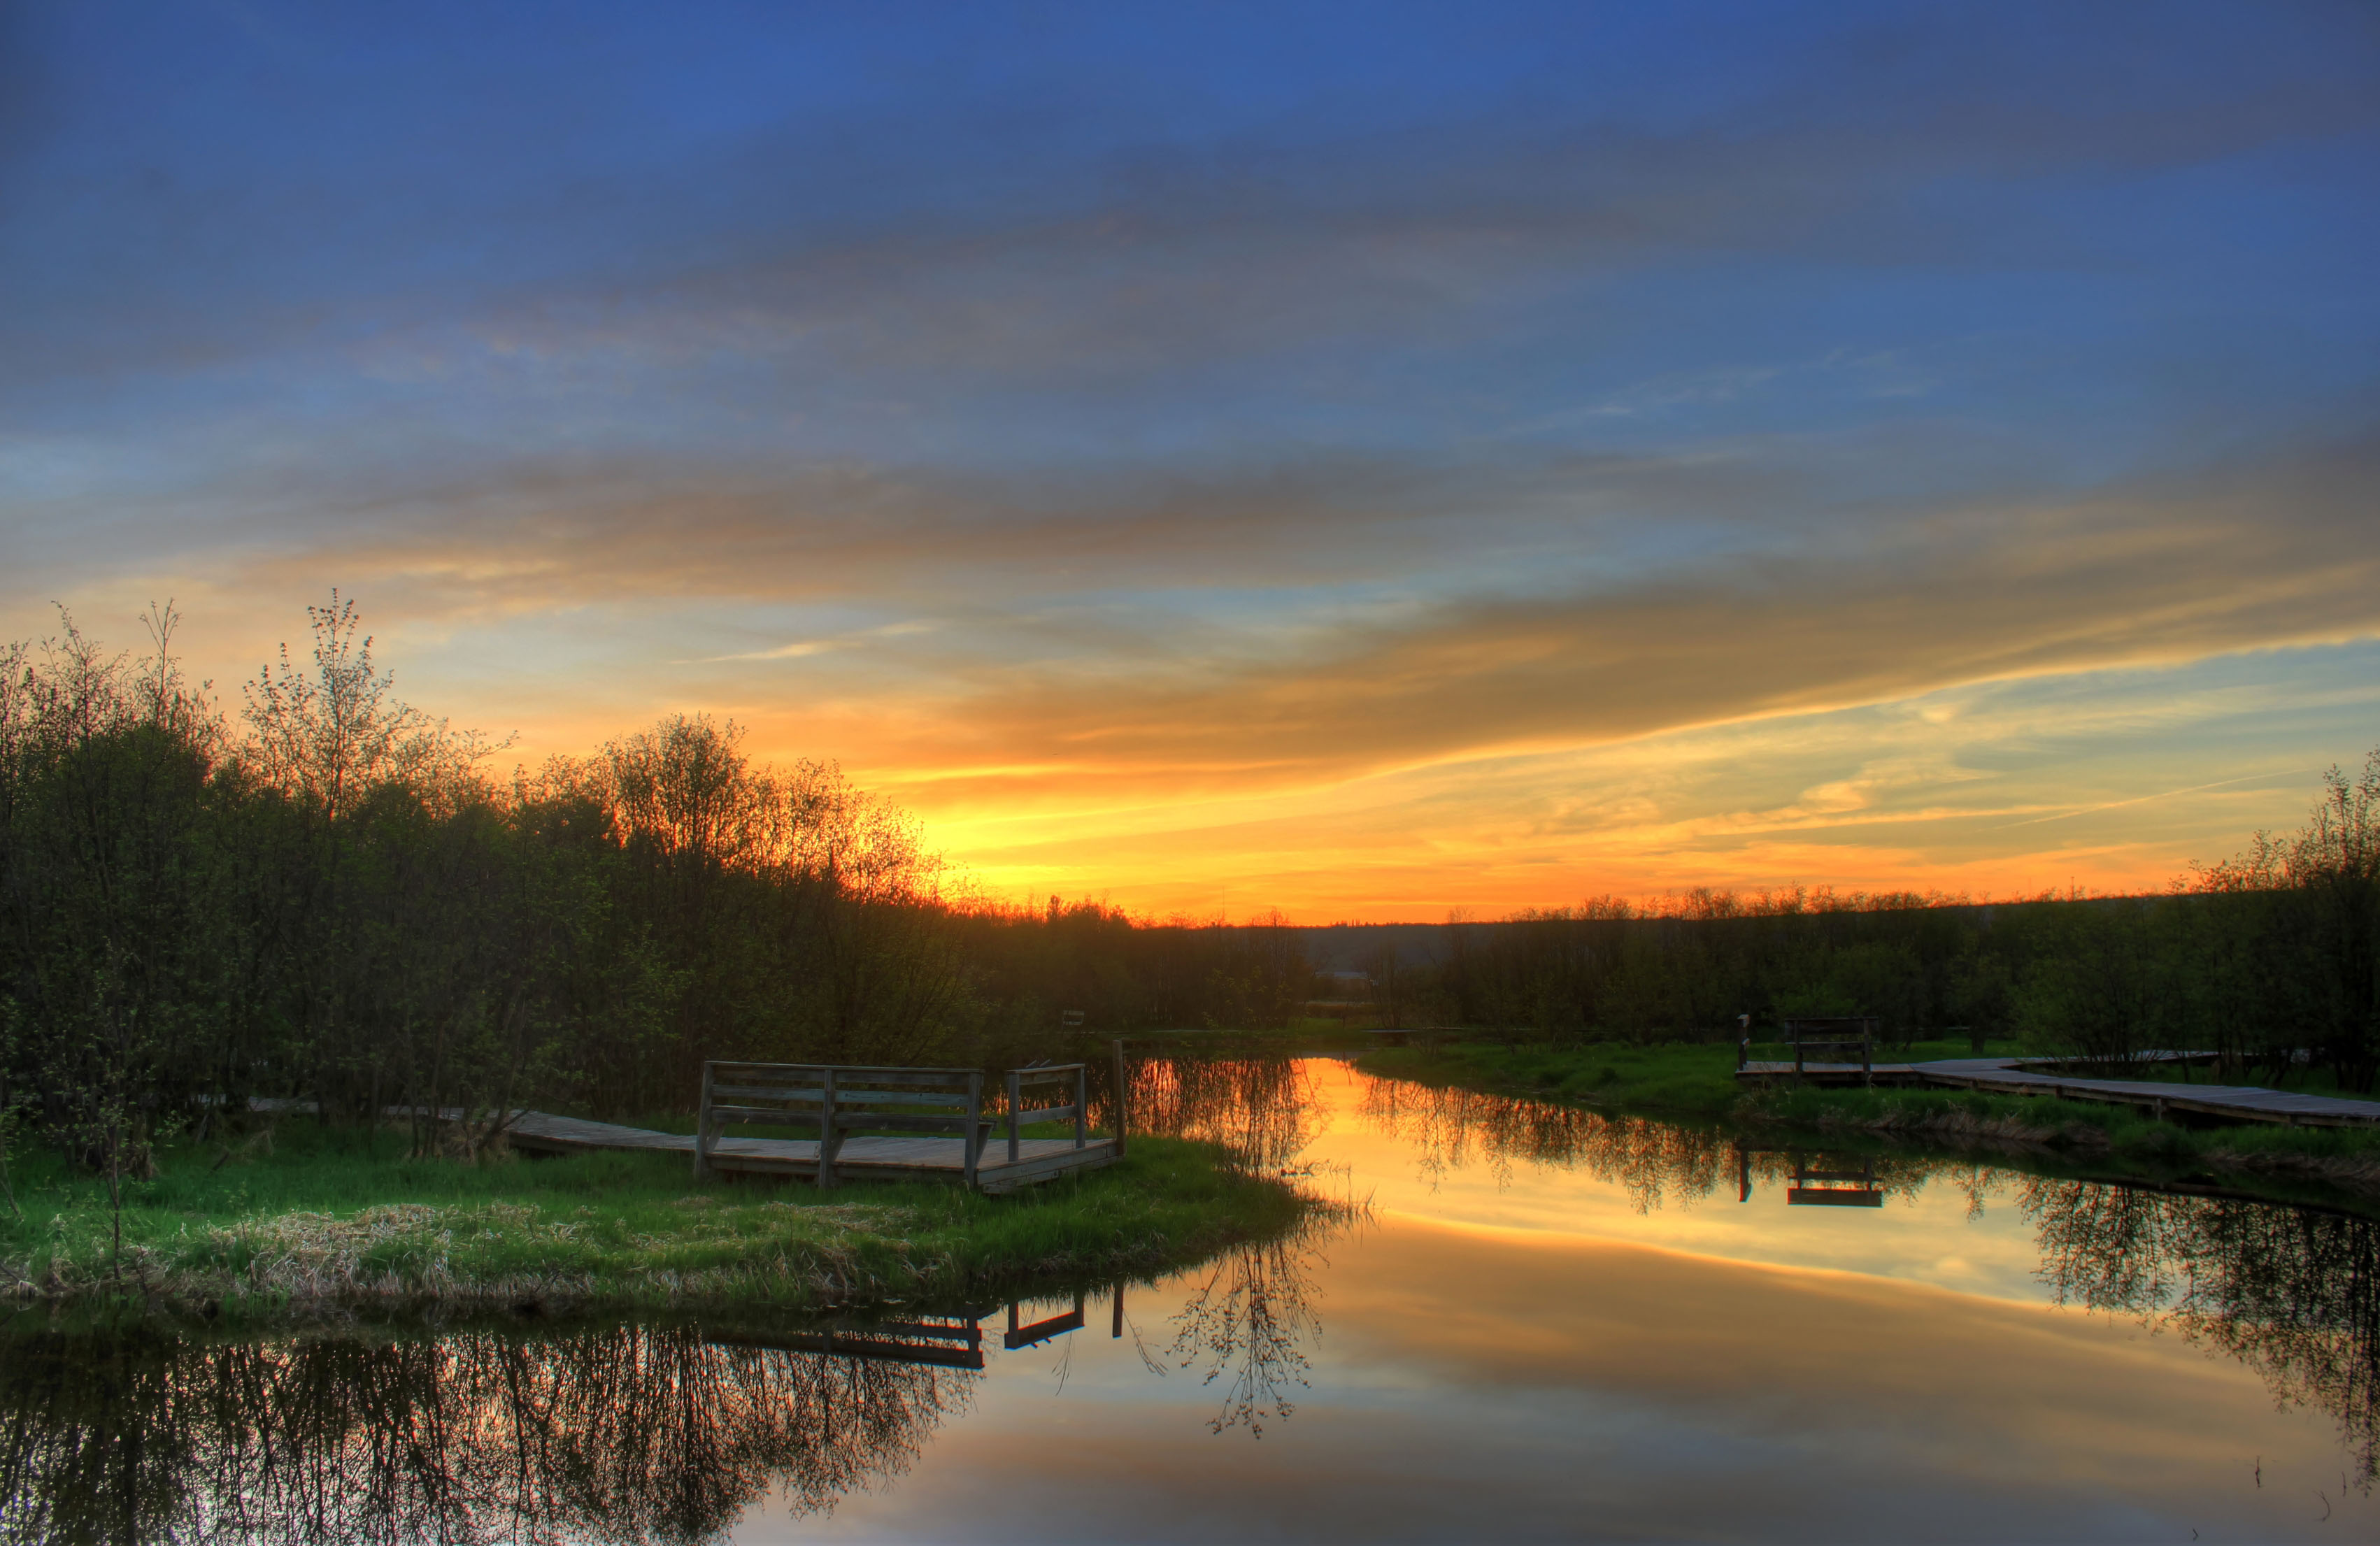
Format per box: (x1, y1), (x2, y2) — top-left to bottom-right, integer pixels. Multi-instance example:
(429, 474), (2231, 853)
(501, 1110), (1119, 1193)
(1907, 1057), (2380, 1128)
(1735, 1052), (2380, 1128)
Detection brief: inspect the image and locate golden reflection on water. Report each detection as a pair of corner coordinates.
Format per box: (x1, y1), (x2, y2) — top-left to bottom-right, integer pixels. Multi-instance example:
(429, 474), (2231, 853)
(802, 1207), (2378, 1543)
(2025, 1177), (2380, 1480)
(1164, 1232), (1325, 1437)
(1348, 1066), (1972, 1215)
(1128, 1055), (1325, 1175)
(1345, 1057), (1975, 1213)
(8, 1055), (2380, 1543)
(1130, 1052), (2380, 1494)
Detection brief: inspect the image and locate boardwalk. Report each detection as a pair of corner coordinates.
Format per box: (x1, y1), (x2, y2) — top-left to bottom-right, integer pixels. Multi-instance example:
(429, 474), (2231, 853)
(1908, 1057), (2380, 1128)
(502, 1110), (1118, 1192)
(1736, 1052), (2380, 1128)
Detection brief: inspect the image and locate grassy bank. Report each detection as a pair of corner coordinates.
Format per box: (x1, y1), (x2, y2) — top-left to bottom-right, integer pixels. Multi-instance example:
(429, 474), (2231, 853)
(1359, 1040), (2380, 1201)
(0, 1122), (1309, 1319)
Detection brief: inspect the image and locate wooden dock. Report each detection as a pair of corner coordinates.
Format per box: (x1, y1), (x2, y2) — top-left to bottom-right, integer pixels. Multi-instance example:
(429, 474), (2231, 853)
(503, 1111), (1117, 1191)
(492, 1051), (1133, 1193)
(1734, 1051), (2380, 1128)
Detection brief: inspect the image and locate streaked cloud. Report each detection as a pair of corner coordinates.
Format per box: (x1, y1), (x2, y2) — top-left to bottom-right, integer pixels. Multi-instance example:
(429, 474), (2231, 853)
(3, 0), (2376, 916)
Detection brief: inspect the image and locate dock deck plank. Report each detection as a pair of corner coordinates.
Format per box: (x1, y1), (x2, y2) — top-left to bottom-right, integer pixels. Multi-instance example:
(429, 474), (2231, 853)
(1907, 1057), (2380, 1126)
(499, 1110), (1115, 1187)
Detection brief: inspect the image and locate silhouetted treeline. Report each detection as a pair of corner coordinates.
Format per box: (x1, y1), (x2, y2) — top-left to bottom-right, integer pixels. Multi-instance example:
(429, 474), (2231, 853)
(6, 598), (2377, 1187)
(1406, 757), (2380, 1089)
(0, 601), (999, 1176)
(967, 759), (2380, 1094)
(0, 602), (1336, 1178)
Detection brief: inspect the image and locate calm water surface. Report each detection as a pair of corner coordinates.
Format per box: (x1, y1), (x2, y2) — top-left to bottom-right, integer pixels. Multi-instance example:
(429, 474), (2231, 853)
(6, 1056), (2377, 1543)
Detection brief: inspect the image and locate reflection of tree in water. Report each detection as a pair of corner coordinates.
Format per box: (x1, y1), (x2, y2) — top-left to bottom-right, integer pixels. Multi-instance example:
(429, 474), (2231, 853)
(1121, 1057), (1353, 1437)
(1130, 1056), (1322, 1173)
(1353, 1072), (1955, 1210)
(1166, 1228), (1330, 1438)
(0, 1320), (967, 1545)
(2026, 1179), (2380, 1485)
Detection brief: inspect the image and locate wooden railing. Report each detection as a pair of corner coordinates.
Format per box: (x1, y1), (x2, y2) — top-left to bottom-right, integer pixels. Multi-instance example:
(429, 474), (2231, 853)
(1739, 1017), (1878, 1085)
(694, 1061), (985, 1187)
(1002, 1062), (1090, 1164)
(692, 1059), (1096, 1187)
(1783, 1015), (1876, 1085)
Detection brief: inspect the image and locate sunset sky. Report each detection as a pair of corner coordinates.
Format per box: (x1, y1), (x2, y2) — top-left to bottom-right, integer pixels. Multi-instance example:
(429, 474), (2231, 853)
(5, 1), (2377, 920)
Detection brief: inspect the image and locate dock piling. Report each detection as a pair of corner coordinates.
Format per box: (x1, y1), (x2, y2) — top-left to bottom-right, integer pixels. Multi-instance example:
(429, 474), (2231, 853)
(1110, 1039), (1130, 1157)
(692, 1061), (717, 1180)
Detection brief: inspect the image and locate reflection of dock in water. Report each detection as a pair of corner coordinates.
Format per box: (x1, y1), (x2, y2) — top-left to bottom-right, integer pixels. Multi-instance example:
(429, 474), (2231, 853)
(710, 1284), (1125, 1370)
(1736, 1145), (1885, 1208)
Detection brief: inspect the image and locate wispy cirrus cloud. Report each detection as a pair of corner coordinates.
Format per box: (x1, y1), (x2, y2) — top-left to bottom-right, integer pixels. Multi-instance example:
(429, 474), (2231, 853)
(6, 0), (2378, 916)
(92, 427), (2363, 813)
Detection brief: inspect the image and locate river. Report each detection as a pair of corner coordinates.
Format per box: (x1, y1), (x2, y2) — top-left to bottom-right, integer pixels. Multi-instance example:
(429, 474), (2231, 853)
(6, 1055), (2376, 1543)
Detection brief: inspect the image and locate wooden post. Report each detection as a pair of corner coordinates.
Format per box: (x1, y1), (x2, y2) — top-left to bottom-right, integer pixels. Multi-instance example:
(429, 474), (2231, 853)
(1110, 1039), (1129, 1157)
(964, 1071), (983, 1189)
(1111, 1280), (1125, 1338)
(818, 1068), (837, 1190)
(1006, 1071), (1021, 1163)
(1862, 1019), (1873, 1088)
(692, 1061), (716, 1180)
(1737, 1144), (1750, 1203)
(1074, 1065), (1088, 1150)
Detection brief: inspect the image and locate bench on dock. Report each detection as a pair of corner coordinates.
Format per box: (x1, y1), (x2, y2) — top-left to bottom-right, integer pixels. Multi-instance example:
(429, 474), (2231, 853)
(1735, 1016), (1879, 1086)
(692, 1058), (1105, 1191)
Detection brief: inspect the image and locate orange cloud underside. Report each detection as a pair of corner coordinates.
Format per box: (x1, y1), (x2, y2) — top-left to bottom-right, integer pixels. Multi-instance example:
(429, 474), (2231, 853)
(22, 437), (2377, 922)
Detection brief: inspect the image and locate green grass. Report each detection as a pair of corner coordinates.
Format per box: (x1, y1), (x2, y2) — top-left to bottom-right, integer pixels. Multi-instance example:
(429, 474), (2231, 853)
(0, 1120), (1310, 1320)
(1358, 1038), (2380, 1201)
(1355, 1034), (1930, 1117)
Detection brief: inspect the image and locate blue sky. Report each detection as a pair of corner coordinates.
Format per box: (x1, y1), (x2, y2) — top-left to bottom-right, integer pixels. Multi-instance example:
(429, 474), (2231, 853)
(5, 0), (2377, 915)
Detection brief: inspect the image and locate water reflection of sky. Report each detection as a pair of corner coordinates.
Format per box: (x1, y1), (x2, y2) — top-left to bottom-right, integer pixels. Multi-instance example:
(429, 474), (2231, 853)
(743, 1059), (2380, 1543)
(776, 1223), (2365, 1543)
(7, 1056), (2369, 1542)
(1301, 1057), (2056, 1304)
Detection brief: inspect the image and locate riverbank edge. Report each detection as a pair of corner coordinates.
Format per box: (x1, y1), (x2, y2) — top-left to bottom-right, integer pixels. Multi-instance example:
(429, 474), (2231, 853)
(0, 1134), (1314, 1325)
(1355, 1045), (2380, 1203)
